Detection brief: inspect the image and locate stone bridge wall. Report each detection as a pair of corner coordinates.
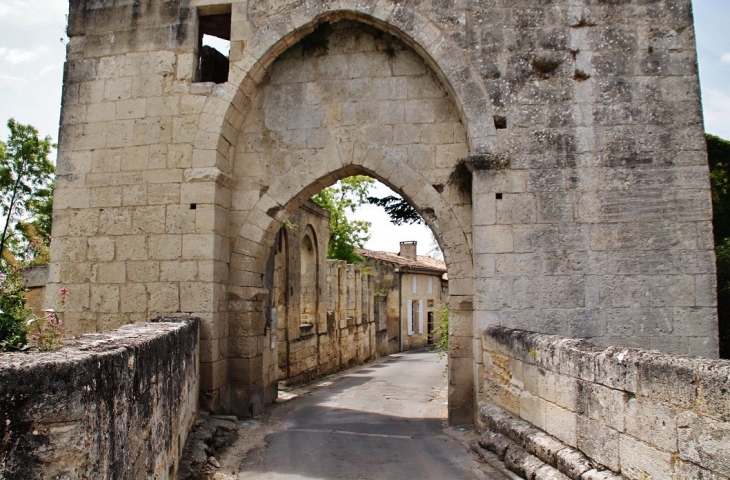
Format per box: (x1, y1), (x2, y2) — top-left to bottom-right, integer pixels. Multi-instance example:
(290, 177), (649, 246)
(478, 326), (730, 479)
(0, 319), (199, 480)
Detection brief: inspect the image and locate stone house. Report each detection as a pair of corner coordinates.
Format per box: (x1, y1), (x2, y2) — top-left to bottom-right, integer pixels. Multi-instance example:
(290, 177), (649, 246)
(359, 242), (448, 355)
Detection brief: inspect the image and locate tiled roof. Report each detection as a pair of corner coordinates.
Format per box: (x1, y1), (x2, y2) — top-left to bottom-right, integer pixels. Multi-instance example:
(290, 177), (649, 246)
(357, 249), (447, 275)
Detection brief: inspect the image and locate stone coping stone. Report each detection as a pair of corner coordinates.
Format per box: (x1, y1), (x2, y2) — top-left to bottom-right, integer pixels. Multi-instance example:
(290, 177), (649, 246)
(0, 318), (197, 373)
(482, 326), (730, 422)
(479, 402), (625, 480)
(0, 317), (198, 478)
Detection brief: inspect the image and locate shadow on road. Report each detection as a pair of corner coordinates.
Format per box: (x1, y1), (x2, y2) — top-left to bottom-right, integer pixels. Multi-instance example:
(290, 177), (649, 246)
(230, 351), (483, 479)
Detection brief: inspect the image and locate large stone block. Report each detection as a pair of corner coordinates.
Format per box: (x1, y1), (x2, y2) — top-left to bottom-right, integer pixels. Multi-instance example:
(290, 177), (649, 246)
(677, 411), (730, 476)
(577, 382), (627, 433)
(576, 417), (619, 472)
(619, 435), (673, 480)
(624, 398), (677, 453)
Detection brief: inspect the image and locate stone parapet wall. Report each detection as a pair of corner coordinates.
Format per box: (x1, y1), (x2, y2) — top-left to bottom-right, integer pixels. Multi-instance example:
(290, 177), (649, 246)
(0, 319), (199, 479)
(479, 326), (730, 479)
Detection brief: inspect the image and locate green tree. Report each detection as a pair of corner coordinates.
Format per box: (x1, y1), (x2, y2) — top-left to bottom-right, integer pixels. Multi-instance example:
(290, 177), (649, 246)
(0, 119), (55, 350)
(312, 176), (375, 263)
(430, 303), (449, 357)
(708, 133), (730, 358)
(0, 119), (55, 261)
(367, 195), (424, 226)
(0, 265), (29, 350)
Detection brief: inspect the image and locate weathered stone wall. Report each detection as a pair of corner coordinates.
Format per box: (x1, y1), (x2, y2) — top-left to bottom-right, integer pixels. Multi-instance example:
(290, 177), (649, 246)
(54, 0), (714, 422)
(326, 261), (377, 372)
(479, 326), (730, 479)
(22, 266), (49, 319)
(0, 319), (199, 479)
(271, 202), (380, 385)
(272, 201), (330, 383)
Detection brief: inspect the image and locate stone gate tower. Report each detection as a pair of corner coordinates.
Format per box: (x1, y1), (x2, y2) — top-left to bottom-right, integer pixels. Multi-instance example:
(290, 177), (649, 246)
(54, 0), (717, 422)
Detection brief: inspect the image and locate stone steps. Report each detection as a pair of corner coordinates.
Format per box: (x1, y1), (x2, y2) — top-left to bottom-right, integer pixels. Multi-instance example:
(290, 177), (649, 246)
(477, 402), (625, 480)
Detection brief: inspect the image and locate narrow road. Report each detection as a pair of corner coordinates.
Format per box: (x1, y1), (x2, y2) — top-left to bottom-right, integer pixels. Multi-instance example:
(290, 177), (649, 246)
(218, 350), (506, 479)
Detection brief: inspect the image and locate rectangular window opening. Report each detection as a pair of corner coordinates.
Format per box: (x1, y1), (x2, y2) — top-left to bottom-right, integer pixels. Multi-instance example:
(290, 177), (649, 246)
(197, 6), (231, 84)
(418, 299), (424, 334)
(407, 301), (414, 336)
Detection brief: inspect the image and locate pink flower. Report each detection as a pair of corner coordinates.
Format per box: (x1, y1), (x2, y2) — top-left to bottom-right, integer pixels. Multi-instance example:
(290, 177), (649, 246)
(0, 274), (6, 282)
(59, 287), (69, 304)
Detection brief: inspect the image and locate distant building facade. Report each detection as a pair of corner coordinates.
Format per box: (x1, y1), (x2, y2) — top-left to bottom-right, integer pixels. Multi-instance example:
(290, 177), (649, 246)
(360, 242), (448, 355)
(269, 204), (448, 385)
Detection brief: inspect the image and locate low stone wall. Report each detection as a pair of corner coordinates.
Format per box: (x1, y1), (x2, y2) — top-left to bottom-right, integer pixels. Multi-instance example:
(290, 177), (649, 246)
(0, 319), (199, 479)
(479, 326), (730, 479)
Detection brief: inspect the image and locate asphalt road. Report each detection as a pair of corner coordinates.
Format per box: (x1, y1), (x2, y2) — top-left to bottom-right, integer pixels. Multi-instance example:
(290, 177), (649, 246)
(226, 350), (505, 479)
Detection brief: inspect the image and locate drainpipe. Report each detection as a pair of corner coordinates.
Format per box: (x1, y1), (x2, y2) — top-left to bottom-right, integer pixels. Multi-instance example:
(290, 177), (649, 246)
(396, 267), (403, 352)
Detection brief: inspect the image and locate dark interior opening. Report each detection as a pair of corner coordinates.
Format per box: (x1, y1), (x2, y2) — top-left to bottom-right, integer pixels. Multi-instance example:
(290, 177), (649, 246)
(493, 115), (507, 130)
(198, 8), (231, 84)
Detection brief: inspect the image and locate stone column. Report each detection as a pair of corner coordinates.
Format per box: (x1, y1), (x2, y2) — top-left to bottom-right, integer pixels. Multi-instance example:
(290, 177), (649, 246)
(466, 155), (519, 423)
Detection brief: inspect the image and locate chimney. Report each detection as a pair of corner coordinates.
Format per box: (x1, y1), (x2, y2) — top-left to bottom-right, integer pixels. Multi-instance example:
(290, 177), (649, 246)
(399, 241), (417, 261)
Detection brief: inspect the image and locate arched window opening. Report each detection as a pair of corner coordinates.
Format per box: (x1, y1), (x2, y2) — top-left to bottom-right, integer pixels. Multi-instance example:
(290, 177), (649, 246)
(300, 230), (318, 327)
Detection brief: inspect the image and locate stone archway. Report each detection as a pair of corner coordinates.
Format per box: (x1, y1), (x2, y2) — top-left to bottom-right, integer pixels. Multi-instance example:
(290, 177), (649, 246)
(203, 15), (484, 423)
(52, 0), (719, 435)
(194, 6), (494, 422)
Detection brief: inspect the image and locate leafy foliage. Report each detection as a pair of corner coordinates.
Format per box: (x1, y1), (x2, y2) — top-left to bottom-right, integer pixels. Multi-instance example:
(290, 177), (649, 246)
(0, 119), (55, 261)
(0, 119), (55, 350)
(367, 195), (424, 226)
(430, 304), (449, 357)
(0, 266), (29, 351)
(312, 176), (375, 263)
(708, 133), (730, 358)
(26, 287), (68, 352)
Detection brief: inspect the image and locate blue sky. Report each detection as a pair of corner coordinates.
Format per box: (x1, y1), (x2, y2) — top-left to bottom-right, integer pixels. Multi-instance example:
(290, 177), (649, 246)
(694, 0), (730, 139)
(0, 1), (727, 254)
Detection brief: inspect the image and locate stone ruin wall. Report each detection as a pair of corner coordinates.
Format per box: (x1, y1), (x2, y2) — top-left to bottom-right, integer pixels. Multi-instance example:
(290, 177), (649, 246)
(271, 201), (381, 385)
(0, 320), (199, 479)
(326, 260), (378, 372)
(54, 0), (716, 421)
(364, 259), (401, 355)
(477, 326), (730, 479)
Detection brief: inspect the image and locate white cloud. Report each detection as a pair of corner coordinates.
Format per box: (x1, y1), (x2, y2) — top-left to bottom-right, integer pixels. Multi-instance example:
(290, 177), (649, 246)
(0, 0), (67, 26)
(703, 88), (730, 140)
(352, 183), (440, 257)
(36, 64), (58, 77)
(0, 46), (42, 65)
(722, 53), (730, 65)
(0, 62), (60, 88)
(0, 73), (24, 85)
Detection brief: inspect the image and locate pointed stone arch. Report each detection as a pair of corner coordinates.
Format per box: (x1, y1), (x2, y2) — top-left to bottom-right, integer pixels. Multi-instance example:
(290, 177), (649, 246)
(194, 7), (483, 422)
(192, 4), (496, 176)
